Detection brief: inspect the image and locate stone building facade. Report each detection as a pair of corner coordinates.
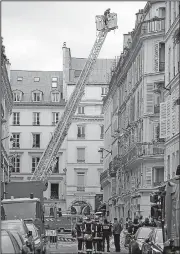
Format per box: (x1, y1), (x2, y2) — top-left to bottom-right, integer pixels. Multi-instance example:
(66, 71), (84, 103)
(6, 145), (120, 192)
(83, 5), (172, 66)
(101, 1), (168, 221)
(1, 40), (13, 199)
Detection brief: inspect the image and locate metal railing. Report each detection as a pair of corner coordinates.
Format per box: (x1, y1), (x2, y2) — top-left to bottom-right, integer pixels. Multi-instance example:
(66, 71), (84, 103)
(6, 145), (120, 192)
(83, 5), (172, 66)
(77, 186), (85, 192)
(77, 134), (85, 139)
(122, 142), (164, 165)
(50, 191), (59, 200)
(159, 62), (165, 72)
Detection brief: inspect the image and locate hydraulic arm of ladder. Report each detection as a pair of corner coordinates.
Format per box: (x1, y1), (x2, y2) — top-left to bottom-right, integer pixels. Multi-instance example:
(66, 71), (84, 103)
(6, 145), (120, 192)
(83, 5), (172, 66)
(31, 12), (118, 181)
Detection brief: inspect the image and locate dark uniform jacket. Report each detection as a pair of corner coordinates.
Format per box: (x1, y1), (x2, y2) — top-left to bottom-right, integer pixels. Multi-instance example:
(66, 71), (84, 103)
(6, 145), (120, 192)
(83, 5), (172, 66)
(84, 220), (93, 234)
(102, 223), (112, 236)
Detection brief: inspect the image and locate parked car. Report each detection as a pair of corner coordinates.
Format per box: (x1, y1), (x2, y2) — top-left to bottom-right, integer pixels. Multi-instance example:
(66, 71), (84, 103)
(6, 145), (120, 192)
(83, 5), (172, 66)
(129, 227), (153, 254)
(142, 228), (163, 254)
(26, 222), (46, 254)
(10, 230), (32, 254)
(1, 219), (35, 253)
(1, 229), (23, 253)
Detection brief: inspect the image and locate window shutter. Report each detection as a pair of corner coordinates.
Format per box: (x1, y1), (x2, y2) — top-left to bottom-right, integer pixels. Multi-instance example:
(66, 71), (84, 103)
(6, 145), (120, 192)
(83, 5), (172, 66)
(153, 122), (159, 141)
(166, 98), (172, 139)
(146, 83), (154, 114)
(176, 105), (180, 135)
(154, 42), (159, 72)
(160, 102), (167, 138)
(171, 90), (176, 135)
(145, 167), (152, 186)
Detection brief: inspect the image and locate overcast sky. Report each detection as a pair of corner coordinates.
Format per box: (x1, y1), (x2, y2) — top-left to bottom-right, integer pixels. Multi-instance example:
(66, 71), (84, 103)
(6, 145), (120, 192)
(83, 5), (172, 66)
(2, 1), (146, 71)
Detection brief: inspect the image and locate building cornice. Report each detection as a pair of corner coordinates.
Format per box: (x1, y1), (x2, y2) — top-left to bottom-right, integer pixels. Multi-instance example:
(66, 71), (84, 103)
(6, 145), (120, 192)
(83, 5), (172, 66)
(72, 115), (104, 122)
(12, 101), (66, 108)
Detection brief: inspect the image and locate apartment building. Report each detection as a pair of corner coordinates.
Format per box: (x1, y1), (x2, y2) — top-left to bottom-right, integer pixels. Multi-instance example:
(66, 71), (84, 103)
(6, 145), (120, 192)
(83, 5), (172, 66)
(160, 1), (180, 180)
(62, 43), (114, 214)
(101, 1), (167, 221)
(9, 70), (67, 213)
(1, 41), (13, 198)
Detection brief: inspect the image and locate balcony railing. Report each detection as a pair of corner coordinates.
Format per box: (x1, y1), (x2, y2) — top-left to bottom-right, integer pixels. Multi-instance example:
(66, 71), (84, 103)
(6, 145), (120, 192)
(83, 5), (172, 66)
(77, 186), (85, 192)
(159, 62), (165, 72)
(122, 143), (164, 165)
(77, 134), (85, 139)
(50, 191), (59, 200)
(77, 159), (85, 163)
(100, 169), (108, 183)
(33, 122), (40, 126)
(141, 19), (165, 35)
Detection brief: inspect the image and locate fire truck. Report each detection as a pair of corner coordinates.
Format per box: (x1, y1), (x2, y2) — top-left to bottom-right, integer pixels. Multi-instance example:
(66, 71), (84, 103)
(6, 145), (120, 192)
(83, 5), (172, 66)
(150, 167), (180, 254)
(1, 10), (118, 236)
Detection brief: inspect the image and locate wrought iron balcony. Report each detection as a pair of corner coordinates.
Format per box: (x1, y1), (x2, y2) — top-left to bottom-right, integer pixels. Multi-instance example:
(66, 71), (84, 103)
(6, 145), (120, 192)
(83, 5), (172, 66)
(122, 142), (164, 165)
(77, 134), (85, 139)
(159, 62), (165, 72)
(50, 191), (59, 200)
(77, 186), (85, 192)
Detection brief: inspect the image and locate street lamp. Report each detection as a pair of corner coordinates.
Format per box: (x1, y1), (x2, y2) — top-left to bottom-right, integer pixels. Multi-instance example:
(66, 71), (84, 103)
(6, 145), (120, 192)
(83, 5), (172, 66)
(98, 148), (112, 155)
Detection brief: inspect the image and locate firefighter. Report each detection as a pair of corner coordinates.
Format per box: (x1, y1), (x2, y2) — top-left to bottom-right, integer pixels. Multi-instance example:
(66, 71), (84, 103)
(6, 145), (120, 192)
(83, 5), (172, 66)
(83, 215), (93, 253)
(75, 217), (84, 254)
(104, 8), (111, 26)
(92, 216), (103, 253)
(102, 219), (112, 252)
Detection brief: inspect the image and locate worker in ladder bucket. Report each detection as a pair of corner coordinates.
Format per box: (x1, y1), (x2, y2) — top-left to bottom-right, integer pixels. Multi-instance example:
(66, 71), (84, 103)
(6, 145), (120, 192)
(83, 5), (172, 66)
(75, 217), (85, 254)
(104, 8), (111, 26)
(92, 216), (103, 254)
(83, 215), (93, 254)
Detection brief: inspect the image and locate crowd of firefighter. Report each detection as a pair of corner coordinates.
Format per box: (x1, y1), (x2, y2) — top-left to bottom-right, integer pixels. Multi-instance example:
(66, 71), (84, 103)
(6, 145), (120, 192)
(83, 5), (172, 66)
(69, 213), (159, 254)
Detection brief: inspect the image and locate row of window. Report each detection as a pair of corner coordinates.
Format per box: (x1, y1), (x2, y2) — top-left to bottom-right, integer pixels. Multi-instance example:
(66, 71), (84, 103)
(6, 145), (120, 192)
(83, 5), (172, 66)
(11, 126), (104, 149)
(12, 112), (60, 125)
(17, 76), (59, 88)
(13, 90), (63, 103)
(12, 108), (103, 125)
(11, 148), (103, 173)
(13, 87), (108, 103)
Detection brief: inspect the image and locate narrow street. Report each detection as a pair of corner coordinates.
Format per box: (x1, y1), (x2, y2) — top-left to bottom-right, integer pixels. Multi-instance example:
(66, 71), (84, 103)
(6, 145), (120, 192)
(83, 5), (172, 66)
(46, 232), (128, 254)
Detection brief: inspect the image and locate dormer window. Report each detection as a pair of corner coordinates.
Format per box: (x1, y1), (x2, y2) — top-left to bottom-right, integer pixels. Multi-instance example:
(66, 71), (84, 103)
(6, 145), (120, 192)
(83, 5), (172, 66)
(34, 77), (40, 82)
(13, 90), (23, 102)
(52, 77), (58, 88)
(51, 92), (60, 102)
(32, 90), (42, 102)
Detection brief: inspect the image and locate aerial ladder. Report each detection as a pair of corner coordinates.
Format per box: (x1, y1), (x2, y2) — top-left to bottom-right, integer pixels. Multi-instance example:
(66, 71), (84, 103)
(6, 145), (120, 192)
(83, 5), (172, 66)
(31, 10), (118, 182)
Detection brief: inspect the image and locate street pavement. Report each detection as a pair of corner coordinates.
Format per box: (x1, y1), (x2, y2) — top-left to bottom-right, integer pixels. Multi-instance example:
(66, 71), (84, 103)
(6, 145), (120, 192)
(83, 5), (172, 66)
(46, 231), (128, 254)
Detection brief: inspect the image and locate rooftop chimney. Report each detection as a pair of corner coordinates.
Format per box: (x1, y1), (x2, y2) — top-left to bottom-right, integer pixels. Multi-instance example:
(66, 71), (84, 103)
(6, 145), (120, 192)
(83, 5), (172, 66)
(135, 9), (144, 27)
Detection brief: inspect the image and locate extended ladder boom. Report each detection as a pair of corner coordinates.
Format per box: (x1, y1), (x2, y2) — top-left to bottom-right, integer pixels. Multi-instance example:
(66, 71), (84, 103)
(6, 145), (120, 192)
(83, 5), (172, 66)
(31, 12), (118, 181)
